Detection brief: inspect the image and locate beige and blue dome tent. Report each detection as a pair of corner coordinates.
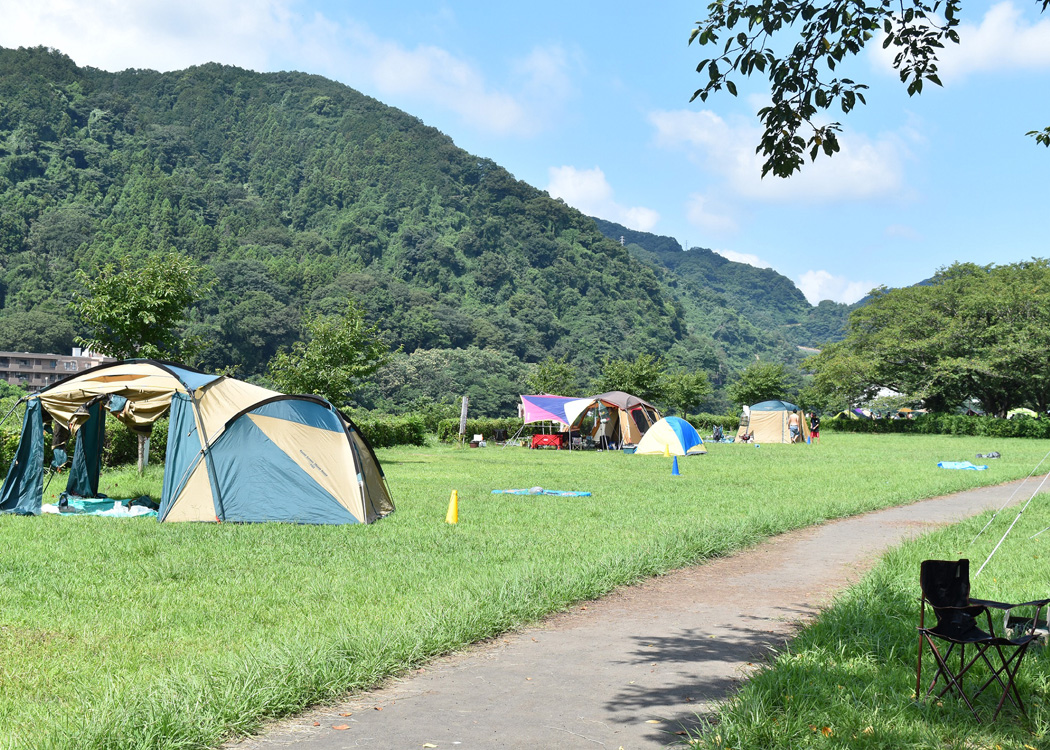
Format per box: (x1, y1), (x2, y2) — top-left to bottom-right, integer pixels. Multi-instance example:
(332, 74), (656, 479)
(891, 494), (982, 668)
(0, 360), (393, 524)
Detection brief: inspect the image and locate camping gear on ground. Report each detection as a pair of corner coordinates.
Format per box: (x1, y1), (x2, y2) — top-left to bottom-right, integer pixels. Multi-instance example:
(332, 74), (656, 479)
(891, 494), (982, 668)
(917, 559), (1049, 722)
(491, 488), (592, 496)
(735, 400), (810, 444)
(938, 461), (988, 470)
(976, 452), (1001, 459)
(0, 359), (393, 524)
(564, 391), (661, 448)
(531, 433), (564, 449)
(634, 416), (707, 456)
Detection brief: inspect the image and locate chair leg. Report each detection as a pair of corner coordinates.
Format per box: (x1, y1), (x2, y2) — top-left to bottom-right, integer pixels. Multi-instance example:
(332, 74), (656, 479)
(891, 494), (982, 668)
(922, 637), (983, 722)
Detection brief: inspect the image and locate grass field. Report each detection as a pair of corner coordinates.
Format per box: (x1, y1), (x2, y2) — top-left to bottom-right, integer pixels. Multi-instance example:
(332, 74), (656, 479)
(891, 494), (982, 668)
(1, 433), (1048, 749)
(688, 470), (1050, 750)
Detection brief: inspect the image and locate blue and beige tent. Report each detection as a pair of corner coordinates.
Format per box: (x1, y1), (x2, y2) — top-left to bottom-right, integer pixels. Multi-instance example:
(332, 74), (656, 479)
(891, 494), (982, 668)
(0, 360), (393, 524)
(634, 416), (707, 455)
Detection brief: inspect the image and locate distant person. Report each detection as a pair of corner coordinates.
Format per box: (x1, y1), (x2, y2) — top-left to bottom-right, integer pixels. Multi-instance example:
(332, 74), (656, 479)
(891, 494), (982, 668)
(788, 409), (800, 442)
(809, 412), (820, 444)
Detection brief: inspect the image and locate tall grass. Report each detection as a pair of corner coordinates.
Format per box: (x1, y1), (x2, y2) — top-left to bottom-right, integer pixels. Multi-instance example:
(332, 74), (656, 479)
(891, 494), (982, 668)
(0, 434), (1046, 749)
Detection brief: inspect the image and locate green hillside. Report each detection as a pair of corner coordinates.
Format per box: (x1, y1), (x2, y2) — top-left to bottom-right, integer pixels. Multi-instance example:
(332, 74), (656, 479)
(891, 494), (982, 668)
(0, 46), (841, 414)
(591, 218), (853, 350)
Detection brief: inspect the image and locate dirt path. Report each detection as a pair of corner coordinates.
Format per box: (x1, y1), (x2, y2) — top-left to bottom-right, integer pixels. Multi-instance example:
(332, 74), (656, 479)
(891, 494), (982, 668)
(228, 480), (1035, 750)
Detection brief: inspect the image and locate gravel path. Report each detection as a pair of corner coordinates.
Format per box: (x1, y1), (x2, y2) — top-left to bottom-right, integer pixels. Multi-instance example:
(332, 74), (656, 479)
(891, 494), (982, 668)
(228, 479), (1035, 750)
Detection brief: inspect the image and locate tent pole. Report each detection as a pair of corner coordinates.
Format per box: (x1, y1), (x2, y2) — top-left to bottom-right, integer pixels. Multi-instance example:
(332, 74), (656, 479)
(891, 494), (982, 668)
(0, 396), (27, 431)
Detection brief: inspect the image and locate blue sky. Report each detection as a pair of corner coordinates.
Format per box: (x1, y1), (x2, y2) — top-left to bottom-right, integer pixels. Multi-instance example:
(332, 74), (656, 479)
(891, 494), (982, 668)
(2, 1), (1048, 304)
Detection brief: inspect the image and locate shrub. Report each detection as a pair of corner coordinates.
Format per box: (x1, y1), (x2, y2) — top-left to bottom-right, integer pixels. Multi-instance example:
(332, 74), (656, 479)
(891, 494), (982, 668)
(103, 417), (169, 467)
(822, 413), (1050, 439)
(437, 418), (537, 443)
(354, 415), (427, 448)
(685, 413), (740, 434)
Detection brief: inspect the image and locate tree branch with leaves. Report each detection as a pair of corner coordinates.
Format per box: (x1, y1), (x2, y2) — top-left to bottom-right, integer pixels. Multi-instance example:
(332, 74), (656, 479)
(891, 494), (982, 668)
(690, 0), (1049, 178)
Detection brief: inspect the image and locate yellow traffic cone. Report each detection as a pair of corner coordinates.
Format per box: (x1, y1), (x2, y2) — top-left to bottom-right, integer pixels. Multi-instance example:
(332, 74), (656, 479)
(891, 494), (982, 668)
(445, 490), (459, 524)
(663, 444), (670, 457)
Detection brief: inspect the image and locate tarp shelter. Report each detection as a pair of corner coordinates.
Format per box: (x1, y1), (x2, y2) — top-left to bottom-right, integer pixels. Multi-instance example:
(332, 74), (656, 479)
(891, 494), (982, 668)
(519, 394), (575, 427)
(0, 360), (394, 524)
(565, 391), (661, 448)
(736, 400), (811, 444)
(635, 416), (707, 455)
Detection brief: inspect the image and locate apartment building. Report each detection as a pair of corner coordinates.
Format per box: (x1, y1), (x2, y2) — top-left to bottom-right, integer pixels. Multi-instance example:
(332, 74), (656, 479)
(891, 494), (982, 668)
(0, 348), (112, 390)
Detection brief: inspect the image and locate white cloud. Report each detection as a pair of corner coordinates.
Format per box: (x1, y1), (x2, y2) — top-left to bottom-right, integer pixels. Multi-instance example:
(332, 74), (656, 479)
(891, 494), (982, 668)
(0, 2), (572, 137)
(686, 194), (737, 233)
(872, 2), (1050, 83)
(713, 249), (773, 269)
(650, 109), (907, 203)
(885, 224), (922, 241)
(546, 166), (660, 231)
(0, 0), (293, 73)
(797, 270), (876, 304)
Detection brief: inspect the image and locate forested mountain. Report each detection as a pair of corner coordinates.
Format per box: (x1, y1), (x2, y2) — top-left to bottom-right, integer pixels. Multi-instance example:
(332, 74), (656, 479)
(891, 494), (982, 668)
(591, 218), (853, 349)
(0, 45), (843, 415)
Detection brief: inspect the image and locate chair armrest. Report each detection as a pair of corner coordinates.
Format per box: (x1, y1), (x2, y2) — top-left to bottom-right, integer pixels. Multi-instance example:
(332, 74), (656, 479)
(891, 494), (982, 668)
(972, 597), (1050, 609)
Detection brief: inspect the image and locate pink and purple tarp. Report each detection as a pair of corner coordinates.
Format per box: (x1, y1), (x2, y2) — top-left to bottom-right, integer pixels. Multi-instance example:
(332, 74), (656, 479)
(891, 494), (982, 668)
(520, 394), (576, 426)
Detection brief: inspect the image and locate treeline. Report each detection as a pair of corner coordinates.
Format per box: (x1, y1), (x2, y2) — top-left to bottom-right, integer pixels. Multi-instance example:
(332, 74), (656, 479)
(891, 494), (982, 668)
(0, 46), (836, 417)
(807, 261), (1050, 416)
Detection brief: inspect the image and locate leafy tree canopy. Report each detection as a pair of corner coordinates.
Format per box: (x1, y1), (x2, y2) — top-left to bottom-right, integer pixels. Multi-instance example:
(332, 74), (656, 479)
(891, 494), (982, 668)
(526, 356), (579, 396)
(267, 299), (397, 408)
(726, 360), (796, 406)
(690, 0), (1050, 177)
(71, 252), (211, 360)
(806, 260), (1050, 416)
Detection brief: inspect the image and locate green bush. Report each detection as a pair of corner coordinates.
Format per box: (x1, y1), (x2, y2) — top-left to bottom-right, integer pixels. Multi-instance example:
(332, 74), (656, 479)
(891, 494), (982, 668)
(685, 413), (740, 433)
(354, 415), (427, 448)
(437, 417), (536, 443)
(823, 413), (1050, 439)
(103, 416), (169, 467)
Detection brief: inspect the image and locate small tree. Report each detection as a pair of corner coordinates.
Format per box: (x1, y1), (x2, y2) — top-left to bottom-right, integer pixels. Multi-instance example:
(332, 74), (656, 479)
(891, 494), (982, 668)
(525, 356), (577, 396)
(268, 299), (396, 407)
(727, 361), (792, 407)
(71, 251), (211, 474)
(71, 252), (211, 360)
(661, 370), (713, 416)
(592, 353), (668, 404)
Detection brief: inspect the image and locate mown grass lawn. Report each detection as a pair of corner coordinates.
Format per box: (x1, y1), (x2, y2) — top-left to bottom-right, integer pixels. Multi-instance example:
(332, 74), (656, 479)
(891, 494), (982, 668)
(688, 465), (1050, 750)
(1, 433), (1046, 749)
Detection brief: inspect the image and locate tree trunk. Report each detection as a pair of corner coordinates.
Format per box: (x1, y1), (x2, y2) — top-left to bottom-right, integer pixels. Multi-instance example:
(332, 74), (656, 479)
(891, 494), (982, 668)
(137, 432), (150, 475)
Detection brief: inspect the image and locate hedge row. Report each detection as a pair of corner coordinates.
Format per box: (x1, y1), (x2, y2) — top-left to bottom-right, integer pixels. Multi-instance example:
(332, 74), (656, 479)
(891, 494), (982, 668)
(684, 413), (741, 433)
(436, 413), (743, 444)
(437, 418), (535, 443)
(352, 415), (427, 448)
(824, 413), (1050, 438)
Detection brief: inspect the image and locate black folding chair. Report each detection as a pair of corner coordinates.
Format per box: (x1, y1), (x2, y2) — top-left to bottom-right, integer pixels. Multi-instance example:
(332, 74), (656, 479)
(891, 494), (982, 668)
(917, 558), (1049, 722)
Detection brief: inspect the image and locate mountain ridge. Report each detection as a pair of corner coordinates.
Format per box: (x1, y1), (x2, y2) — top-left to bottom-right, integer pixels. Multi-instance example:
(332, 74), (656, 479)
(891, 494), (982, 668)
(0, 45), (842, 413)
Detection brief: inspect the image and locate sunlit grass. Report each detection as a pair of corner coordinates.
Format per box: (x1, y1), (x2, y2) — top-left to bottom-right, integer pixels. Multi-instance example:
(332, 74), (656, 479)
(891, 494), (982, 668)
(0, 434), (1046, 749)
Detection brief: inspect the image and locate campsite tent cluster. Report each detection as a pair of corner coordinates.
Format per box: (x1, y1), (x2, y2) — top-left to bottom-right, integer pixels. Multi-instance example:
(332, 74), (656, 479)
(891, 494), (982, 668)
(0, 360), (394, 524)
(521, 393), (812, 452)
(520, 391), (706, 455)
(0, 361), (810, 525)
